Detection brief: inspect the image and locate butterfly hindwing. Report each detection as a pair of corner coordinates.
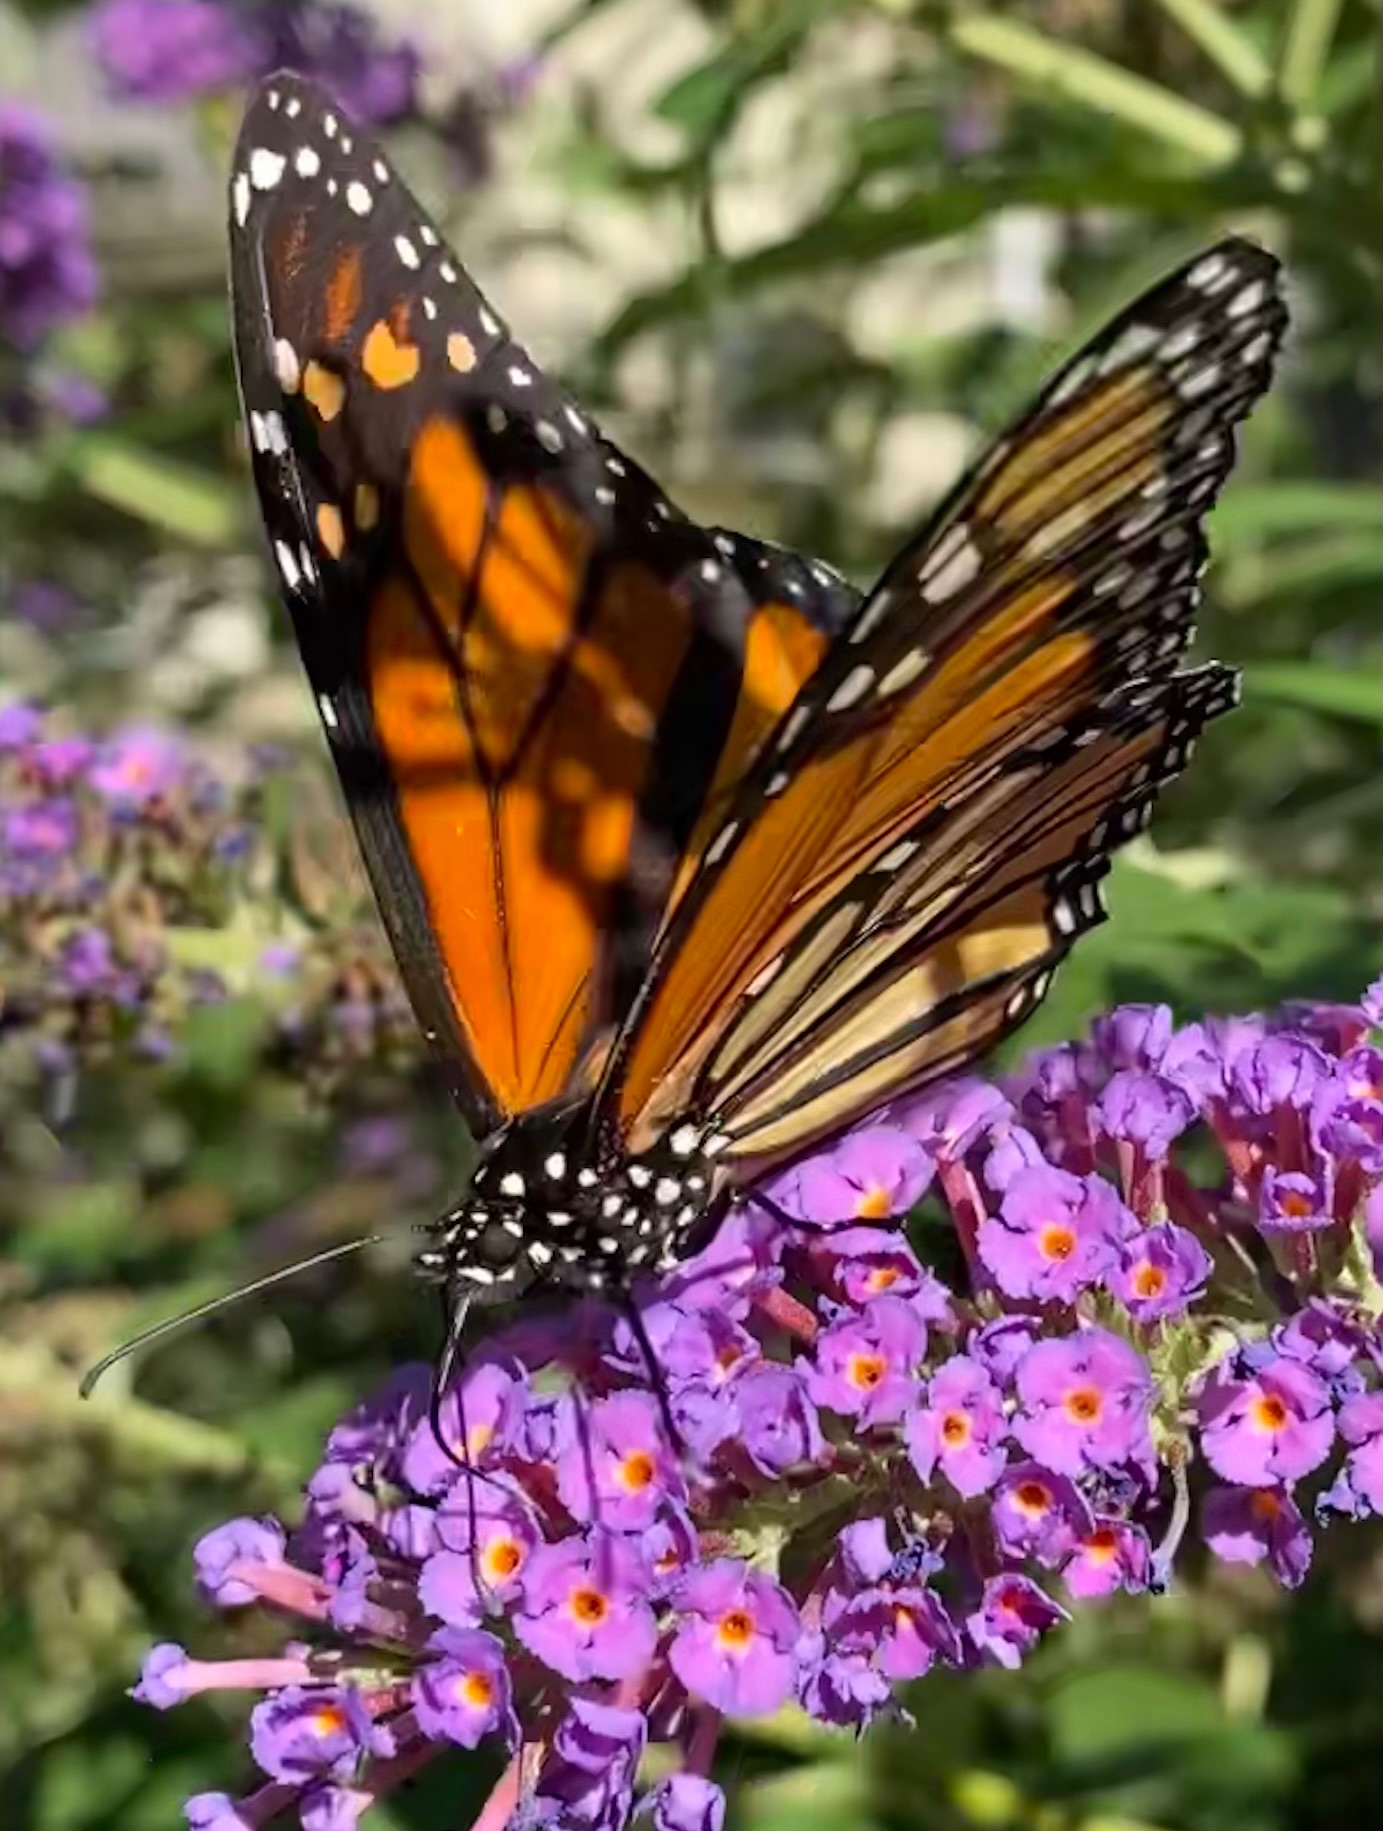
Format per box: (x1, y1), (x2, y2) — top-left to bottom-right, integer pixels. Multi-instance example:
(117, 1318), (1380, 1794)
(610, 240), (1285, 1153)
(229, 75), (845, 1126)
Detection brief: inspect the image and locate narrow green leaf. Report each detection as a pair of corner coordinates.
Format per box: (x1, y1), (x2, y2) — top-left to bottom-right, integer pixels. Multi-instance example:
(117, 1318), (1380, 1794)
(1210, 480), (1380, 542)
(1279, 0), (1347, 103)
(1150, 0), (1273, 96)
(67, 435), (241, 547)
(948, 16), (1243, 166)
(1248, 662), (1383, 724)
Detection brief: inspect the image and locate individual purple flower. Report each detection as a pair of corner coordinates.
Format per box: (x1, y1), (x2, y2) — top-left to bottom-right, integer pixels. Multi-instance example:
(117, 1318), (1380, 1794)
(981, 1122), (1049, 1194)
(767, 1125), (933, 1225)
(1316, 1390), (1382, 1520)
(735, 1363), (824, 1475)
(1197, 1353), (1334, 1487)
(0, 105), (98, 349)
(400, 1358), (525, 1494)
(1108, 1222), (1212, 1321)
(641, 1773), (727, 1831)
(1013, 1329), (1153, 1477)
(529, 1698), (645, 1831)
(894, 1076), (1011, 1160)
(0, 700), (42, 749)
(669, 1560), (801, 1714)
(88, 0), (264, 101)
(828, 1581), (960, 1681)
(1091, 1004), (1173, 1072)
(906, 1355), (1008, 1497)
(1095, 1070), (1196, 1159)
(966, 1574), (1068, 1669)
(514, 1532), (656, 1683)
(133, 1643), (196, 1710)
(798, 1635), (893, 1730)
(804, 1226), (948, 1313)
(1202, 1485), (1312, 1587)
(1274, 1298), (1374, 1383)
(1229, 1034), (1331, 1118)
(88, 726), (185, 811)
(249, 1685), (387, 1783)
(969, 1314), (1039, 1385)
(1062, 1520), (1152, 1598)
(802, 1294), (924, 1426)
(267, 3), (421, 126)
(29, 734), (94, 784)
(184, 1795), (254, 1831)
(420, 1485), (539, 1622)
(979, 1165), (1127, 1302)
(412, 1627), (516, 1748)
(1257, 1166), (1332, 1233)
(4, 797), (79, 857)
(990, 1464), (1093, 1564)
(556, 1388), (683, 1530)
(194, 1516), (287, 1607)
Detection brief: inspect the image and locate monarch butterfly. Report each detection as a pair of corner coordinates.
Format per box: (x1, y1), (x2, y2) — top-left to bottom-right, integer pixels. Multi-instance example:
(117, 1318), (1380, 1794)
(221, 75), (1284, 1357)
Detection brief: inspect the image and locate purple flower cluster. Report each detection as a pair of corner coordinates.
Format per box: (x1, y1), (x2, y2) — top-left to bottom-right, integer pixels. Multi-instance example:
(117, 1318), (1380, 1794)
(0, 703), (427, 1100)
(0, 103), (98, 351)
(137, 987), (1382, 1829)
(88, 0), (420, 124)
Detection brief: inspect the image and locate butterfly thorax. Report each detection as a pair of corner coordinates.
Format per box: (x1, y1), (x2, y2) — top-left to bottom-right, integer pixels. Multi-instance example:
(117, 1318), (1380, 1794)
(415, 1106), (722, 1303)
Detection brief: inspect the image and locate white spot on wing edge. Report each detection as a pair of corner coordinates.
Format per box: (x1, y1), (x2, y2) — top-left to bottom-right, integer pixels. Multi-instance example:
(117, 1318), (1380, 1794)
(825, 663), (874, 712)
(232, 171), (251, 227)
(346, 181), (373, 217)
(294, 145), (321, 178)
(249, 148), (286, 191)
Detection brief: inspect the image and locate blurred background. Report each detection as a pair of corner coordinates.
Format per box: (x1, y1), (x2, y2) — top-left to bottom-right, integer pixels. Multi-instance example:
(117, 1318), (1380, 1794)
(0, 0), (1378, 1826)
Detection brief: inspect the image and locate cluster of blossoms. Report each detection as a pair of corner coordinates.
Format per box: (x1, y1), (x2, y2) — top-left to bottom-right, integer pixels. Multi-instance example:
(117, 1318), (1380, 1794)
(0, 102), (98, 353)
(88, 0), (421, 126)
(0, 702), (414, 1098)
(136, 985), (1381, 1829)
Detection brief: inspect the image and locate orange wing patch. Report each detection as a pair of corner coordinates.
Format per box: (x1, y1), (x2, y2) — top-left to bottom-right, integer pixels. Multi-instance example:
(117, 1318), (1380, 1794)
(367, 416), (695, 1112)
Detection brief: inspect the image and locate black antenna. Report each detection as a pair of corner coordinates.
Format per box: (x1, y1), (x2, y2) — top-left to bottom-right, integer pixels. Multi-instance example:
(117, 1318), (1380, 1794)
(78, 1235), (386, 1397)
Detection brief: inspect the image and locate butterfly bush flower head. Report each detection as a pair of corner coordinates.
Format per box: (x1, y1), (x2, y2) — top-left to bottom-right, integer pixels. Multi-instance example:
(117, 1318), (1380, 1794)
(0, 104), (98, 351)
(137, 990), (1382, 1828)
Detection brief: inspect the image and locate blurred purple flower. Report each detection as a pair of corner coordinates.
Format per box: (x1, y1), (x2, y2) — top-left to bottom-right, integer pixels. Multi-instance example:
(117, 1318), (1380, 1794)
(0, 105), (98, 349)
(1201, 1485), (1312, 1588)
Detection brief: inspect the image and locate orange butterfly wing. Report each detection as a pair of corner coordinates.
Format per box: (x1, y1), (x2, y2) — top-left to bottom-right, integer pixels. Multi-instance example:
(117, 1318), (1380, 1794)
(228, 76), (847, 1128)
(609, 241), (1285, 1156)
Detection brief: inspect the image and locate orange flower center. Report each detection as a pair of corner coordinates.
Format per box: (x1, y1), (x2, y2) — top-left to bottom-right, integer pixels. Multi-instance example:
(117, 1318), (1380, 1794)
(617, 1450), (656, 1492)
(1015, 1480), (1052, 1516)
(482, 1536), (522, 1581)
(1038, 1223), (1076, 1262)
(1064, 1386), (1102, 1424)
(940, 1409), (972, 1447)
(847, 1352), (887, 1390)
(866, 1266), (900, 1293)
(1251, 1394), (1290, 1433)
(855, 1186), (894, 1220)
(568, 1585), (609, 1626)
(1084, 1527), (1119, 1563)
(715, 1608), (755, 1651)
(1250, 1490), (1283, 1520)
(458, 1670), (495, 1708)
(1132, 1262), (1167, 1298)
(1279, 1191), (1314, 1218)
(311, 1705), (347, 1737)
(997, 1584), (1027, 1617)
(465, 1422), (494, 1461)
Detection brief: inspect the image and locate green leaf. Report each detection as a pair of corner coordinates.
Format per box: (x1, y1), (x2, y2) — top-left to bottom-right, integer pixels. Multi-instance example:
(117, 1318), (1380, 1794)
(948, 16), (1243, 166)
(1248, 662), (1382, 723)
(65, 435), (241, 547)
(1047, 1667), (1226, 1760)
(653, 0), (829, 140)
(180, 997), (272, 1088)
(1279, 0), (1347, 104)
(1149, 0), (1273, 96)
(738, 1758), (878, 1831)
(1210, 480), (1380, 543)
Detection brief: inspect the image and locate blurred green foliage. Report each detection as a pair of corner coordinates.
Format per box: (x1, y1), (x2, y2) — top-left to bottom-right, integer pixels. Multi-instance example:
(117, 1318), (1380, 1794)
(0, 0), (1378, 1825)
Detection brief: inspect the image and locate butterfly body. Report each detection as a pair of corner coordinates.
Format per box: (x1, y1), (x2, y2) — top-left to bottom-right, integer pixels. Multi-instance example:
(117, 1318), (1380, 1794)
(229, 74), (1287, 1324)
(417, 1102), (723, 1299)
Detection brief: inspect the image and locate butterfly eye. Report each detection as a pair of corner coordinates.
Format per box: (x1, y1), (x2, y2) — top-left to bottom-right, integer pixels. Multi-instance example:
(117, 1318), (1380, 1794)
(475, 1220), (524, 1270)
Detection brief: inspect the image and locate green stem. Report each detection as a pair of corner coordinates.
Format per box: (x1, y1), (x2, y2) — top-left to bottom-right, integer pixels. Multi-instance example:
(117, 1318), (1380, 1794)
(1150, 0), (1273, 97)
(949, 15), (1244, 167)
(1279, 0), (1346, 103)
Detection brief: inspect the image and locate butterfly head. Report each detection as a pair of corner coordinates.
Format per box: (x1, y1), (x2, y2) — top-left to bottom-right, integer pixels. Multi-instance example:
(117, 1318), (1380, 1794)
(416, 1111), (723, 1302)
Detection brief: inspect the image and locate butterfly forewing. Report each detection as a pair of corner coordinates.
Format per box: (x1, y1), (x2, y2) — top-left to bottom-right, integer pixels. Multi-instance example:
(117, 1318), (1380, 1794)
(610, 241), (1285, 1154)
(228, 75), (842, 1127)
